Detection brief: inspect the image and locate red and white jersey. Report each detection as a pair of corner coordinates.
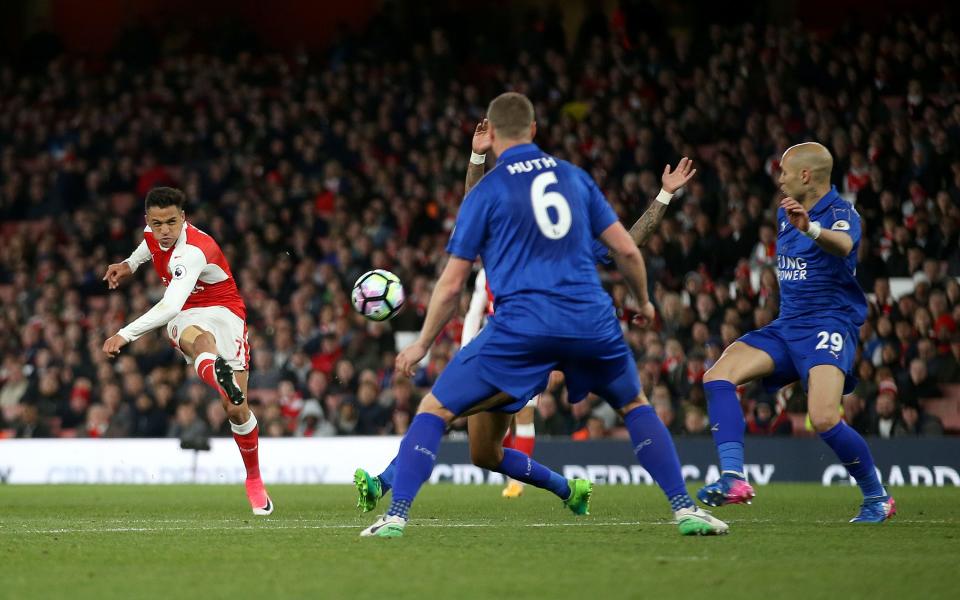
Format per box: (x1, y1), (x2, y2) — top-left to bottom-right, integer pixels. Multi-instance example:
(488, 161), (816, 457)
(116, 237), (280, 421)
(461, 268), (495, 348)
(117, 222), (246, 342)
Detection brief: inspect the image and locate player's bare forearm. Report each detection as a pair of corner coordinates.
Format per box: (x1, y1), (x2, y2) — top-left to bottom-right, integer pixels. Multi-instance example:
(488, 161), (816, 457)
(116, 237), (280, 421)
(464, 163), (485, 196)
(813, 230), (854, 257)
(628, 201), (668, 247)
(416, 257), (472, 348)
(612, 250), (650, 305)
(416, 281), (461, 348)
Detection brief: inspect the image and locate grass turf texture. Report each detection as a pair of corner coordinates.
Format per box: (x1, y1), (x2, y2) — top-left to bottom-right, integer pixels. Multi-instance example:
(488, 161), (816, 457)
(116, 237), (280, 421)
(1, 484), (957, 600)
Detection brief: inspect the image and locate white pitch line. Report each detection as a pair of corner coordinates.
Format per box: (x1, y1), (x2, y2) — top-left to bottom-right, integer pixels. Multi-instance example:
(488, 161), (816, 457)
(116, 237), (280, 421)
(8, 521), (667, 534)
(2, 517), (954, 535)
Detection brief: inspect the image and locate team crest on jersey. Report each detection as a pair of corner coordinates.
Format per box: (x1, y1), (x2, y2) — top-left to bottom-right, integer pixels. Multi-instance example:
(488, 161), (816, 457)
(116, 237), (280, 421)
(171, 325), (178, 339)
(172, 264), (186, 279)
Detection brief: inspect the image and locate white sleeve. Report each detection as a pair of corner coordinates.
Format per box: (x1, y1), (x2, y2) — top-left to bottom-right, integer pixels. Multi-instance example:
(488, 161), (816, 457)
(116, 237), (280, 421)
(117, 246), (206, 342)
(123, 240), (152, 274)
(461, 269), (488, 348)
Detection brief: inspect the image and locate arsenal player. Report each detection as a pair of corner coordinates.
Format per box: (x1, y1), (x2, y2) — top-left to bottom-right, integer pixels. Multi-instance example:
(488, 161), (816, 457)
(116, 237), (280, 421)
(102, 187), (273, 515)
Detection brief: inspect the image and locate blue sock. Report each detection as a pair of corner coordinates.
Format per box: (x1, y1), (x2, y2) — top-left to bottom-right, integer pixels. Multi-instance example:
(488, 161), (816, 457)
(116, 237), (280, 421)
(705, 380), (746, 477)
(624, 405), (694, 511)
(496, 448), (570, 500)
(377, 457), (396, 494)
(818, 421), (886, 499)
(386, 413), (446, 520)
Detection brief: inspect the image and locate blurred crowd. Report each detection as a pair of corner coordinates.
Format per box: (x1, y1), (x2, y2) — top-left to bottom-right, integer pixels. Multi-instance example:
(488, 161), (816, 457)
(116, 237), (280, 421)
(1, 5), (959, 441)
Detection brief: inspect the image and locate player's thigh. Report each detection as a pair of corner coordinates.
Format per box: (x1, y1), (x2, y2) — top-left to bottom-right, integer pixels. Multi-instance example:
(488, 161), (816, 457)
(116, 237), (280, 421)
(703, 341), (777, 385)
(565, 343), (641, 412)
(177, 324), (214, 358)
(467, 412), (514, 469)
(806, 364), (846, 432)
(168, 307), (249, 370)
(433, 331), (545, 417)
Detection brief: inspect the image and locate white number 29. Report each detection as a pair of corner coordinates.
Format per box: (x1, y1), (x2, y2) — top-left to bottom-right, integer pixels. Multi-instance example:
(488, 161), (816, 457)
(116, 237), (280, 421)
(815, 331), (843, 352)
(530, 171), (571, 239)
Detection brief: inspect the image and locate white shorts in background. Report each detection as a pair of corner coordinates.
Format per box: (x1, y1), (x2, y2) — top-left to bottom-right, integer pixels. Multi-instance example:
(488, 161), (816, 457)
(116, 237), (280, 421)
(525, 394), (540, 408)
(166, 306), (249, 370)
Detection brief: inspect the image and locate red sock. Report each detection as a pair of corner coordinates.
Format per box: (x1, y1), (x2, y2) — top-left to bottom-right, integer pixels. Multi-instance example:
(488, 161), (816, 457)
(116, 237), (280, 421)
(232, 414), (261, 480)
(513, 422), (535, 456)
(513, 435), (535, 457)
(194, 352), (227, 400)
(502, 431), (515, 450)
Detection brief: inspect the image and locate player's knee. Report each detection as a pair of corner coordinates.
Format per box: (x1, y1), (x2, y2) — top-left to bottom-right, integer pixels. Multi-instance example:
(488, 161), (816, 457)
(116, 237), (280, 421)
(702, 365), (729, 384)
(808, 409), (840, 433)
(415, 394), (454, 422)
(193, 331), (217, 352)
(470, 446), (502, 471)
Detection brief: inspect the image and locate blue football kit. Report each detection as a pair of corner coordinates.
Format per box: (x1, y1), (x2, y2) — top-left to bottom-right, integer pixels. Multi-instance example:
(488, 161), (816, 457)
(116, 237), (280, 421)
(739, 186), (866, 394)
(702, 185), (890, 517)
(372, 142), (705, 531)
(434, 143), (639, 414)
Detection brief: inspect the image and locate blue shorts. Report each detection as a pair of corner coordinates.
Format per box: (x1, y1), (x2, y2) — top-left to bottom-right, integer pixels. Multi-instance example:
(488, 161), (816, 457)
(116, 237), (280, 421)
(738, 317), (859, 395)
(432, 322), (640, 416)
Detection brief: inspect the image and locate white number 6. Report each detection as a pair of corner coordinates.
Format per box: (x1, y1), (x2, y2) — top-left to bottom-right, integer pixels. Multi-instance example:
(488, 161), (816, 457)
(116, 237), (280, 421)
(530, 171), (571, 239)
(815, 331), (843, 352)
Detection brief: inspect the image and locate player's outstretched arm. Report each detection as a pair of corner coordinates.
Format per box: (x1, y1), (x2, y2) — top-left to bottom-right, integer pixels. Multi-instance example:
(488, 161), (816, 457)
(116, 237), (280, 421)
(464, 119), (491, 196)
(628, 157), (696, 247)
(396, 257), (473, 376)
(103, 247), (205, 357)
(601, 221), (656, 325)
(780, 197), (853, 256)
(103, 240), (151, 289)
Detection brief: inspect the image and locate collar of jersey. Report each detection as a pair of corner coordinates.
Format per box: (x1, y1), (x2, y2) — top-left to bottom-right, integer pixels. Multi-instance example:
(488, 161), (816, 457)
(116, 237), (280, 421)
(807, 185), (841, 216)
(495, 143), (541, 165)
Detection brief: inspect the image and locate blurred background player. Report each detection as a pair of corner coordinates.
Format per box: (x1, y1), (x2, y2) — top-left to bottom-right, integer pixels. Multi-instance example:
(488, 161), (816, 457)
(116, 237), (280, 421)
(359, 92), (726, 538)
(698, 143), (895, 523)
(101, 187), (273, 515)
(462, 265), (539, 498)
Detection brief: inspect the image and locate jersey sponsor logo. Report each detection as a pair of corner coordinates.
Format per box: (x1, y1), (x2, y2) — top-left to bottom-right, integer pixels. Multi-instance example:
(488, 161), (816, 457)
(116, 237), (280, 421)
(776, 255), (807, 281)
(172, 264), (187, 280)
(831, 220), (850, 231)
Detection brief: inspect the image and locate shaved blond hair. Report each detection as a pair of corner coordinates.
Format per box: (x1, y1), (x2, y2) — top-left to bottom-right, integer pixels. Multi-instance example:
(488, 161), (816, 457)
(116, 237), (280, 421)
(782, 142), (834, 184)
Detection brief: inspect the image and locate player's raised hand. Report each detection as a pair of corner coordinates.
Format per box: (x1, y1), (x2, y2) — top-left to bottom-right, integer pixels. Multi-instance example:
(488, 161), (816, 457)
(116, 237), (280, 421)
(396, 341), (428, 377)
(781, 197), (810, 233)
(661, 157), (697, 193)
(472, 119), (492, 155)
(102, 334), (128, 358)
(103, 262), (133, 290)
(632, 300), (657, 328)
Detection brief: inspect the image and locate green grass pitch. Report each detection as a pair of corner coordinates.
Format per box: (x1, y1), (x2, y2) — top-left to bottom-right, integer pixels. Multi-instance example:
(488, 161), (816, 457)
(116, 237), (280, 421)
(1, 484), (958, 599)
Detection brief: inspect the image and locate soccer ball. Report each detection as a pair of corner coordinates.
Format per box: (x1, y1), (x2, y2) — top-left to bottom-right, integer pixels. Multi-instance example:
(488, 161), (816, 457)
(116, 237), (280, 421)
(351, 269), (405, 321)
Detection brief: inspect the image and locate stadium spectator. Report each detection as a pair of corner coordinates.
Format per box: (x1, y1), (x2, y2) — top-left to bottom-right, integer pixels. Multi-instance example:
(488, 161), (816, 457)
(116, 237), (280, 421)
(746, 397), (793, 436)
(0, 6), (958, 439)
(870, 381), (905, 439)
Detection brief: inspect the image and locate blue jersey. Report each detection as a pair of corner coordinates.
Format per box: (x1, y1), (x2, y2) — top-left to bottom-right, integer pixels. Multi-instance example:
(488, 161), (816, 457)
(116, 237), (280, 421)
(775, 186), (867, 326)
(447, 143), (619, 337)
